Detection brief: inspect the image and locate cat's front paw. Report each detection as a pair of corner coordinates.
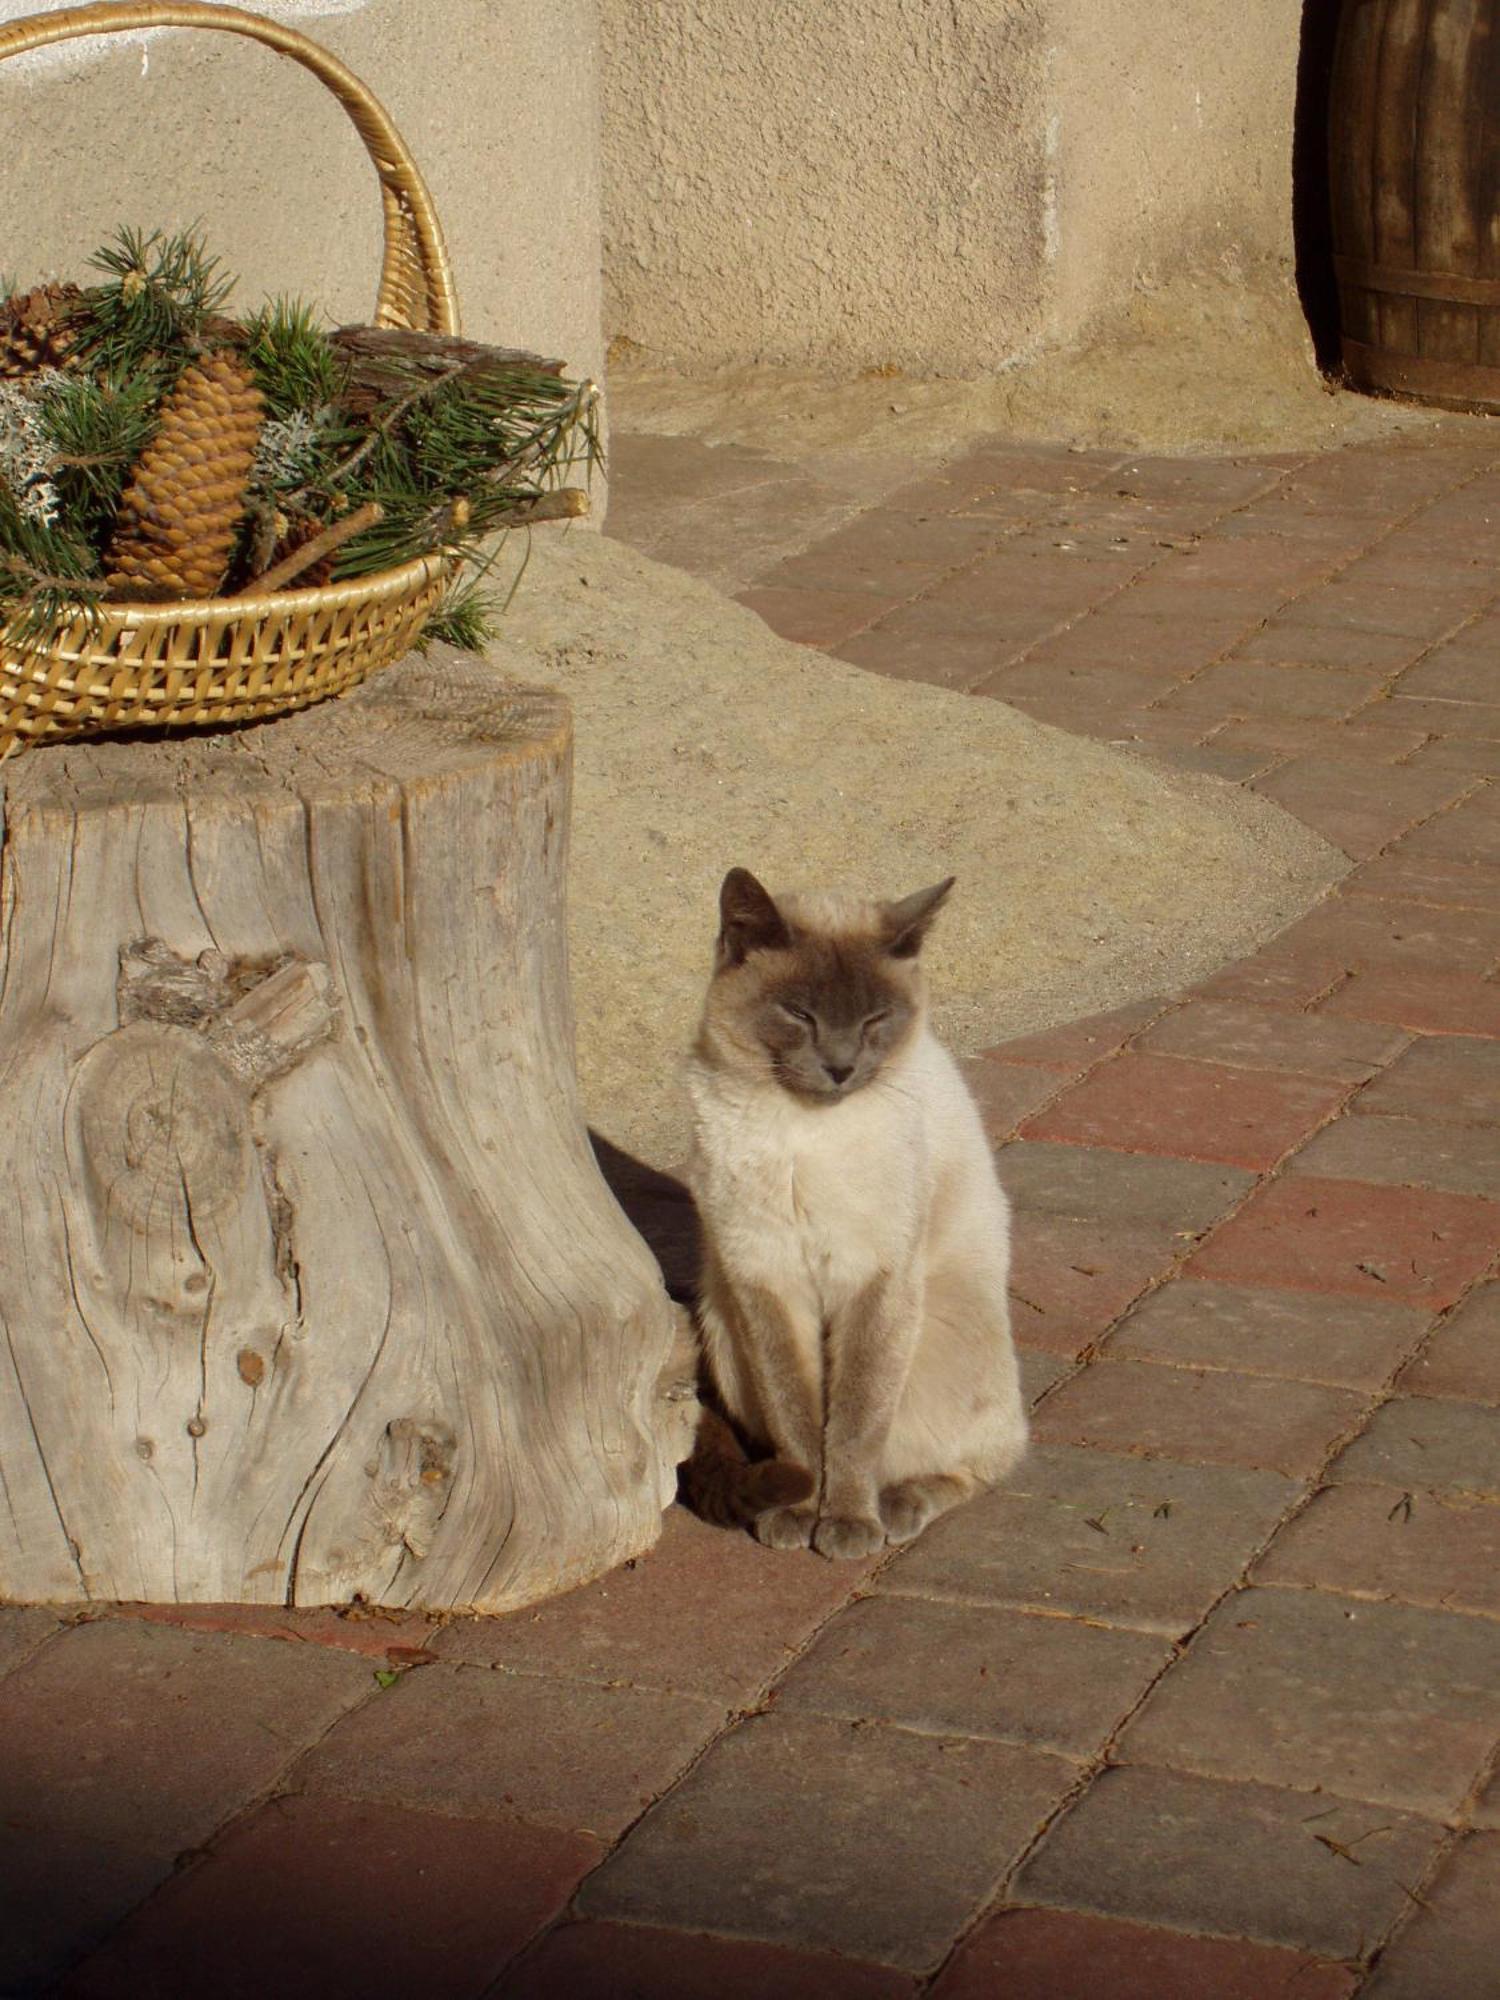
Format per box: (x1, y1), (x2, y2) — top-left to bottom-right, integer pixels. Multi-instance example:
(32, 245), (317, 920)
(755, 1503), (817, 1551)
(812, 1512), (886, 1560)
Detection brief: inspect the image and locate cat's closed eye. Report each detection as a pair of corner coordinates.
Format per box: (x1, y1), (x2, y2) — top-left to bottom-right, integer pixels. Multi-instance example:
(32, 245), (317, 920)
(778, 1002), (814, 1026)
(862, 1009), (892, 1035)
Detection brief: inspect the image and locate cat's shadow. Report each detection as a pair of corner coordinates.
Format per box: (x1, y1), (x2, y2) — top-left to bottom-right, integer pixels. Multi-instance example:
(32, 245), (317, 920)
(589, 1131), (701, 1305)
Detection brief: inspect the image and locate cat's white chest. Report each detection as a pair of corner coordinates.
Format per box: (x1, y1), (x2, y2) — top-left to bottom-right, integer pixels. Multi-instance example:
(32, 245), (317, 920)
(690, 1077), (923, 1311)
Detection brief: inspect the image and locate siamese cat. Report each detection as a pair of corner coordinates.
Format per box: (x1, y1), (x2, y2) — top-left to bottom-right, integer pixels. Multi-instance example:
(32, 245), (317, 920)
(683, 867), (1026, 1558)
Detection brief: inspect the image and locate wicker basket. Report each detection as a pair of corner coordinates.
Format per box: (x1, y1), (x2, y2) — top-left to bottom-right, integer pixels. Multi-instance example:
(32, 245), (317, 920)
(0, 1), (462, 757)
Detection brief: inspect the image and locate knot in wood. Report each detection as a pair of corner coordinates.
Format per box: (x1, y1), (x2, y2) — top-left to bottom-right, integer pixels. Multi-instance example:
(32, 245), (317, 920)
(74, 1022), (252, 1237)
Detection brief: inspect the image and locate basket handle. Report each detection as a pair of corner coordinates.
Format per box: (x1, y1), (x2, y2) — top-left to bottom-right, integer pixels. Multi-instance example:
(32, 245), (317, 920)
(0, 2), (459, 334)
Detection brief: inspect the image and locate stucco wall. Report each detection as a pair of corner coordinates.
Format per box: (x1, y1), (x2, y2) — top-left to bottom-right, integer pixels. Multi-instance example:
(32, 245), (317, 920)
(0, 0), (603, 385)
(601, 0), (1308, 375)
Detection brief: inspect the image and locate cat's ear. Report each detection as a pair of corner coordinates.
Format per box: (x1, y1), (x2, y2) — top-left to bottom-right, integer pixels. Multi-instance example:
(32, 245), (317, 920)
(881, 877), (955, 958)
(718, 867), (791, 966)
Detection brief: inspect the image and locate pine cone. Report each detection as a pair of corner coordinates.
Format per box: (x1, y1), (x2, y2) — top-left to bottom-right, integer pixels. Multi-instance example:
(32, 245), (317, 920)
(105, 351), (264, 601)
(0, 283), (83, 379)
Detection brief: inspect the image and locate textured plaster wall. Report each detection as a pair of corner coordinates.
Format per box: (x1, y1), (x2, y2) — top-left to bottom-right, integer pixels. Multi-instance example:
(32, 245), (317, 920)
(602, 0), (1052, 374)
(601, 0), (1307, 374)
(0, 0), (603, 385)
(1050, 0), (1304, 331)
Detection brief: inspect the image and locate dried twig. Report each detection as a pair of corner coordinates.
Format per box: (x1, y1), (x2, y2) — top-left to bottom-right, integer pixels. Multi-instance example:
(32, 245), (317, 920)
(237, 501), (383, 595)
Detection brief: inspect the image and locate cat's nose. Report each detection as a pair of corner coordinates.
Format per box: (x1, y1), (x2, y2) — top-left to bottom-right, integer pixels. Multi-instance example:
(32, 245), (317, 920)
(825, 1062), (853, 1085)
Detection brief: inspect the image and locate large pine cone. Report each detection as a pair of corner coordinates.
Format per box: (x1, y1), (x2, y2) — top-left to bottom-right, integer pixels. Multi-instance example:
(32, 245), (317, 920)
(105, 351), (264, 601)
(0, 283), (83, 379)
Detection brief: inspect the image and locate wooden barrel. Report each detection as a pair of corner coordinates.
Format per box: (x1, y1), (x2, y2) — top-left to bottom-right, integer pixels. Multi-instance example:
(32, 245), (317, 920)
(1330, 0), (1500, 411)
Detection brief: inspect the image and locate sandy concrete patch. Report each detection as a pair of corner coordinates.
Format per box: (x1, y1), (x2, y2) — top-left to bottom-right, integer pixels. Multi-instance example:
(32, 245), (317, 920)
(608, 282), (1461, 462)
(480, 533), (1341, 1169)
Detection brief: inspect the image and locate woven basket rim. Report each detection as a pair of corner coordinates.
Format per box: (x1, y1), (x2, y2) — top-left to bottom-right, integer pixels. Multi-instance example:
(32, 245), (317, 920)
(2, 553), (449, 647)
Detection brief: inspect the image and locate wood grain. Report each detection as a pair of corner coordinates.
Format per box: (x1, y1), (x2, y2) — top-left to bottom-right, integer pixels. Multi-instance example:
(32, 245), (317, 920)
(0, 651), (696, 1610)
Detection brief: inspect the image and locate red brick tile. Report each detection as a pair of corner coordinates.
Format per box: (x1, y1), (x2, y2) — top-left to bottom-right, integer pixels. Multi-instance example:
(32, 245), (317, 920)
(880, 1444), (1298, 1635)
(577, 1712), (1074, 1971)
(773, 1594), (1172, 1758)
(498, 1923), (915, 2000)
(1211, 717), (1431, 765)
(1136, 999), (1405, 1082)
(985, 1001), (1167, 1070)
(1154, 660), (1388, 723)
(1404, 733), (1500, 776)
(960, 1055), (1068, 1137)
(295, 1661), (724, 1840)
(1277, 578), (1481, 641)
(1395, 641), (1500, 703)
(1343, 853), (1500, 911)
(1121, 1584), (1500, 1816)
(1187, 1175), (1500, 1307)
(431, 1503), (870, 1704)
(61, 1795), (598, 2000)
(1192, 938), (1355, 1008)
(1015, 1765), (1443, 1960)
(1021, 1053), (1348, 1169)
(1321, 967), (1500, 1037)
(1030, 1358), (1363, 1476)
(735, 583), (903, 647)
(1250, 763), (1471, 859)
(1254, 1481), (1500, 1617)
(1279, 895), (1500, 972)
(1109, 1278), (1429, 1391)
(931, 1907), (1357, 2000)
(1371, 694), (1500, 740)
(971, 661), (1177, 727)
(1361, 1832), (1500, 2000)
(771, 504), (1006, 581)
(1148, 741), (1271, 781)
(1020, 611), (1250, 676)
(831, 624), (1018, 689)
(1009, 1211), (1181, 1356)
(111, 1600), (444, 1662)
(1398, 1282), (1500, 1403)
(1236, 622), (1423, 671)
(1388, 791), (1500, 865)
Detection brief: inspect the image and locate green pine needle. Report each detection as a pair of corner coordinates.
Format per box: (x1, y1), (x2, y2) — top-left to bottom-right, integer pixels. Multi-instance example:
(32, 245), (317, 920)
(243, 299), (350, 421)
(75, 224), (234, 371)
(422, 579), (502, 652)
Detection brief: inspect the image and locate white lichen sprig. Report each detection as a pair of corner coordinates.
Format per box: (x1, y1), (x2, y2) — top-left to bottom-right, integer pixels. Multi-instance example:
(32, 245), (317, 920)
(251, 407), (334, 498)
(0, 369), (65, 525)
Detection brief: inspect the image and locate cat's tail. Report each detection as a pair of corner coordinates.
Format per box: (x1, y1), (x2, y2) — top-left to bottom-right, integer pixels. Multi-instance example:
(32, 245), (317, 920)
(680, 1405), (814, 1529)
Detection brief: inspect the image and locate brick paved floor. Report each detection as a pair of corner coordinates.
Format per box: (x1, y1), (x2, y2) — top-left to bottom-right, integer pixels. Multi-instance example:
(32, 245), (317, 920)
(7, 422), (1500, 1998)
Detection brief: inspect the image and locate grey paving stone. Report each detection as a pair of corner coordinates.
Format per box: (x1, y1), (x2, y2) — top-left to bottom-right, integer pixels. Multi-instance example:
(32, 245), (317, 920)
(1108, 1278), (1428, 1390)
(292, 1660), (725, 1841)
(1254, 1481), (1500, 1619)
(877, 1444), (1299, 1636)
(1398, 1283), (1500, 1405)
(995, 1142), (1255, 1234)
(1016, 1764), (1445, 1960)
(1357, 1035), (1500, 1122)
(432, 1502), (872, 1704)
(0, 1616), (372, 1855)
(1120, 1585), (1500, 1817)
(773, 1595), (1172, 1757)
(1330, 1396), (1500, 1498)
(1290, 1112), (1500, 1198)
(1362, 1832), (1500, 2000)
(1474, 1763), (1500, 1829)
(0, 1822), (172, 1996)
(0, 1604), (64, 1679)
(578, 1710), (1076, 1971)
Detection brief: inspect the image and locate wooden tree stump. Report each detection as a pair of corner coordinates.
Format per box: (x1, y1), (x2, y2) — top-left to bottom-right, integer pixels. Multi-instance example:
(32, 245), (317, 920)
(0, 653), (696, 1611)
